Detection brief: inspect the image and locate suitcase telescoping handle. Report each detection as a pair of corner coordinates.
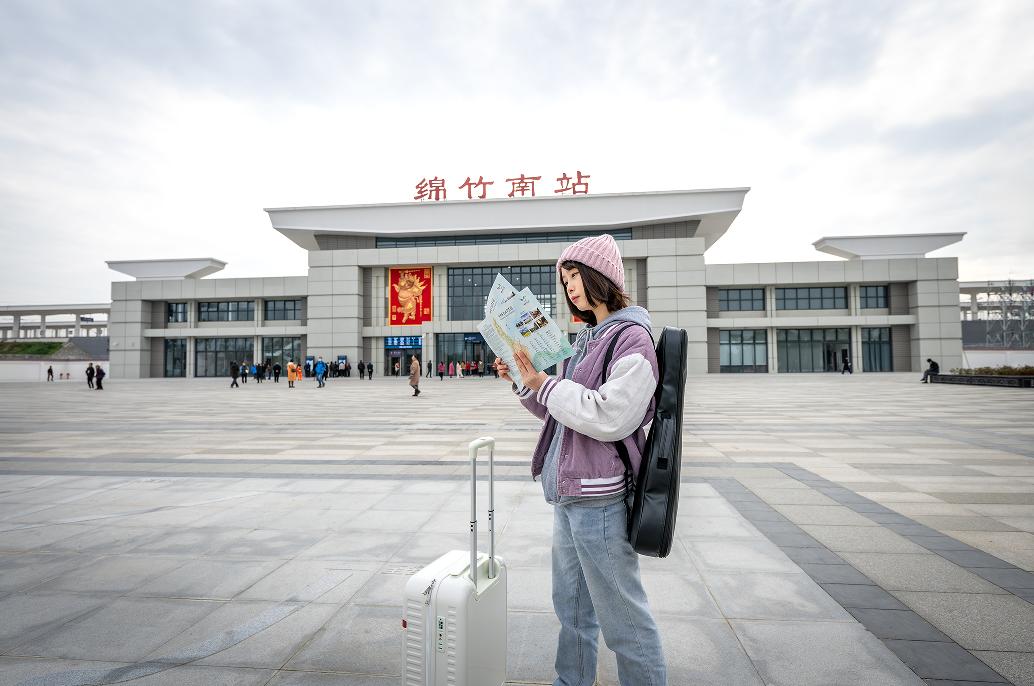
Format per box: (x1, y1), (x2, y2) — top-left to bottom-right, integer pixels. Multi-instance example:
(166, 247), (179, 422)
(468, 436), (497, 584)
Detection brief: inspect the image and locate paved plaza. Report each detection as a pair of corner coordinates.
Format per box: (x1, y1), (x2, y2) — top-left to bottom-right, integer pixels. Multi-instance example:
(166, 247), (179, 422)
(0, 373), (1033, 685)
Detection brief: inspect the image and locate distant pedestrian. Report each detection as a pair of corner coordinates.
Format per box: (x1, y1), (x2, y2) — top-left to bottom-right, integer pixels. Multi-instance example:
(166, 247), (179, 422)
(409, 355), (421, 397)
(266, 359), (273, 380)
(478, 360), (484, 377)
(47, 366), (54, 382)
(86, 362), (95, 389)
(921, 358), (940, 383)
(254, 361), (264, 383)
(315, 357), (327, 388)
(94, 364), (105, 390)
(273, 362), (281, 383)
(366, 361), (373, 379)
(358, 359), (365, 380)
(241, 363), (249, 383)
(393, 361), (400, 377)
(287, 359), (297, 388)
(230, 361), (240, 388)
(448, 361), (455, 377)
(438, 361), (445, 380)
(426, 360), (433, 378)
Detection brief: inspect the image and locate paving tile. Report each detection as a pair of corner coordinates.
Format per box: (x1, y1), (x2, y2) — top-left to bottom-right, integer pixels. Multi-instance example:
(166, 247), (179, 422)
(237, 560), (378, 603)
(283, 604), (400, 674)
(819, 583), (909, 610)
(733, 620), (924, 686)
(685, 539), (800, 574)
(703, 571), (851, 621)
(969, 566), (1034, 589)
(33, 554), (190, 594)
(267, 672), (400, 685)
(195, 603), (340, 669)
(133, 558), (287, 600)
(972, 651), (1034, 686)
(839, 553), (1009, 594)
(801, 525), (929, 554)
(0, 552), (101, 593)
(799, 563), (875, 585)
(883, 640), (1007, 682)
(892, 591), (1034, 651)
(915, 516), (1021, 532)
(933, 549), (1015, 569)
(0, 592), (111, 652)
(504, 610), (560, 684)
(845, 608), (951, 641)
(771, 504), (879, 526)
(107, 665), (275, 685)
(12, 596), (222, 661)
(597, 616), (764, 686)
(0, 657), (138, 686)
(780, 546), (845, 565)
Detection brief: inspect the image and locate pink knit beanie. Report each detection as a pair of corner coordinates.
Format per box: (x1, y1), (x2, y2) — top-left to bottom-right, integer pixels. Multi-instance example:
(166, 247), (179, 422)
(556, 234), (625, 290)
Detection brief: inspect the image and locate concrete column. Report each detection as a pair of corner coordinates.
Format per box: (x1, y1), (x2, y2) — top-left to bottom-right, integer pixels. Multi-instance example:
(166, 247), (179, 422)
(848, 284), (859, 316)
(969, 295), (979, 321)
(254, 335), (262, 364)
(768, 326), (778, 373)
(74, 316), (81, 337)
(12, 315), (20, 339)
(38, 315), (47, 338)
(852, 326), (863, 373)
(186, 337), (195, 378)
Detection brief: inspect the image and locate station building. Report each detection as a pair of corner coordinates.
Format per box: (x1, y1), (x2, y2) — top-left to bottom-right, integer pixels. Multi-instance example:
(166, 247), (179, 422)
(105, 188), (965, 379)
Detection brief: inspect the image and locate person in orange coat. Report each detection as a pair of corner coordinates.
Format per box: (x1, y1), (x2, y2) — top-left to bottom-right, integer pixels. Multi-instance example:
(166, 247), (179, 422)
(286, 359), (297, 388)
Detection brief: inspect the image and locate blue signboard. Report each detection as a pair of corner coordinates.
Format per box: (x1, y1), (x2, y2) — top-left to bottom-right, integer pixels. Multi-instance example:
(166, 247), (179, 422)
(384, 336), (423, 349)
(464, 333), (485, 344)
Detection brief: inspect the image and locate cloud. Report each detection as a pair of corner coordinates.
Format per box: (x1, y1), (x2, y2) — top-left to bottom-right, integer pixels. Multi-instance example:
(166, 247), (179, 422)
(0, 0), (1032, 306)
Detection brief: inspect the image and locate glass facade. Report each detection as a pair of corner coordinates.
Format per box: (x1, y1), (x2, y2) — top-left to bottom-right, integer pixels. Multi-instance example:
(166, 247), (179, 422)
(775, 287), (847, 310)
(262, 336), (302, 368)
(378, 228), (633, 248)
(448, 266), (556, 321)
(862, 327), (892, 372)
(167, 302), (187, 323)
(435, 333), (492, 371)
(194, 337), (253, 377)
(264, 299), (302, 321)
(718, 288), (765, 312)
(719, 329), (768, 373)
(860, 285), (888, 309)
(777, 328), (851, 372)
(198, 301), (255, 322)
(163, 338), (186, 377)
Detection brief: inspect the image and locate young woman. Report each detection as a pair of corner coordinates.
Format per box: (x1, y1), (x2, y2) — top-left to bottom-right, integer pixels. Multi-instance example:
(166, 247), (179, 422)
(496, 234), (666, 686)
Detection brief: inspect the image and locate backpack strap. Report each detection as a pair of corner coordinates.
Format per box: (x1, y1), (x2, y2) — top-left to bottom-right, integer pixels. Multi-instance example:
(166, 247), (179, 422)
(600, 322), (654, 531)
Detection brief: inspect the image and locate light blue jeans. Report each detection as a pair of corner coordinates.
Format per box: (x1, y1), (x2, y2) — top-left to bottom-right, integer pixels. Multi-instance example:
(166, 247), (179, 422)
(552, 500), (667, 686)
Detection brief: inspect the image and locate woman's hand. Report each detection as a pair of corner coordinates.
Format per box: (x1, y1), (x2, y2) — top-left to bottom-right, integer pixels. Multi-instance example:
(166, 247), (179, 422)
(513, 350), (549, 392)
(494, 357), (513, 383)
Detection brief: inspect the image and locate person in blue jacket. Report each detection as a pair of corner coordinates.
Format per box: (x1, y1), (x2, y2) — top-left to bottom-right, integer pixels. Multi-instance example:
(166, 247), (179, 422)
(315, 356), (327, 388)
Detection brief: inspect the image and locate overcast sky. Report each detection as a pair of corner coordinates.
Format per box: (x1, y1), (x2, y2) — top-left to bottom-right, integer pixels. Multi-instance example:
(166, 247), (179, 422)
(1, 0), (1032, 305)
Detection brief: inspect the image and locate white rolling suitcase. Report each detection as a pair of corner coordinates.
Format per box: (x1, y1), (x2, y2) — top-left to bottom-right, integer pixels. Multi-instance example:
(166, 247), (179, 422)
(402, 436), (507, 686)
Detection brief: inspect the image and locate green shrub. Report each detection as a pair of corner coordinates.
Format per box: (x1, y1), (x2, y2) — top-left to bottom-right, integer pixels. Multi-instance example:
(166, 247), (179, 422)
(950, 365), (1034, 376)
(0, 341), (64, 356)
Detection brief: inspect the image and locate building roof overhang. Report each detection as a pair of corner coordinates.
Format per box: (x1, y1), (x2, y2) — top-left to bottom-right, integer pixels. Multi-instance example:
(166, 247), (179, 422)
(813, 233), (965, 260)
(265, 188), (750, 252)
(106, 258), (227, 281)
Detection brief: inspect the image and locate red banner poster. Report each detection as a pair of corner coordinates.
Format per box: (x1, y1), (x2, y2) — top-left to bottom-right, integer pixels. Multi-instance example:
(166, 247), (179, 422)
(389, 267), (432, 326)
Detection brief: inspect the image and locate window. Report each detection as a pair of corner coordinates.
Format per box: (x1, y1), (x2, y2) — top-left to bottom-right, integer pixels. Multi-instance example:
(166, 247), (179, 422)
(163, 338), (186, 377)
(775, 287), (847, 310)
(862, 327), (892, 372)
(719, 329), (768, 373)
(776, 328), (851, 372)
(261, 336), (302, 369)
(264, 299), (302, 321)
(194, 337), (253, 377)
(167, 302), (187, 323)
(447, 266), (556, 321)
(198, 301), (255, 322)
(377, 229), (633, 248)
(718, 289), (765, 312)
(860, 285), (888, 309)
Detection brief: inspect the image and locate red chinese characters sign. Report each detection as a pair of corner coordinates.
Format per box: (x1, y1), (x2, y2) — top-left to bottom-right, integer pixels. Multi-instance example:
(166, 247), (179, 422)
(414, 171), (590, 201)
(389, 267), (432, 326)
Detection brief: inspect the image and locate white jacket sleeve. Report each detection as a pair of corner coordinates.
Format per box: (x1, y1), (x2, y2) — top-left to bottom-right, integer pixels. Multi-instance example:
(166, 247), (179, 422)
(536, 353), (655, 442)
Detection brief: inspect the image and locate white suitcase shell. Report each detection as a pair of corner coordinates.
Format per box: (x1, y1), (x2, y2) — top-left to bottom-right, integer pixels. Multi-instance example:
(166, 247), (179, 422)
(402, 437), (507, 686)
